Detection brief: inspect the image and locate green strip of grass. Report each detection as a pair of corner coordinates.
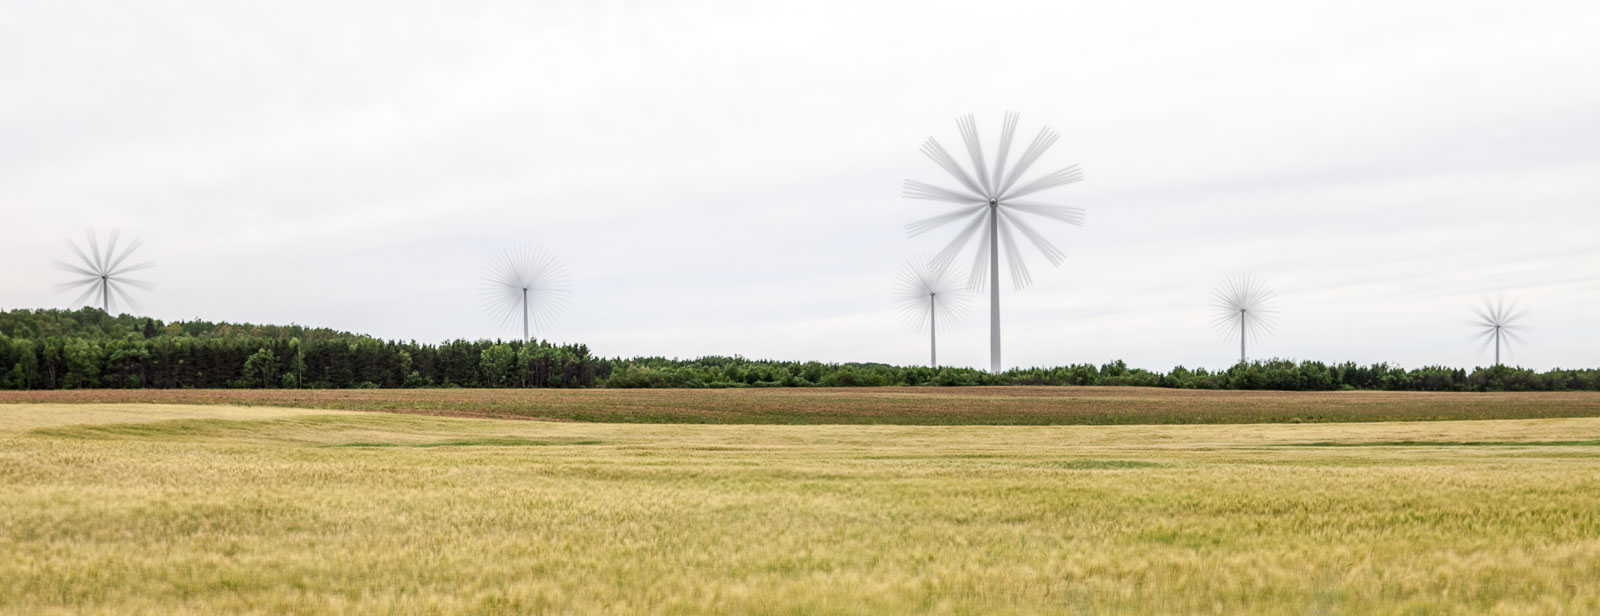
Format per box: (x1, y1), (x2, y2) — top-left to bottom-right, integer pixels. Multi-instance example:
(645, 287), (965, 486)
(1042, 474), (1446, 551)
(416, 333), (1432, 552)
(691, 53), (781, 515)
(1033, 459), (1168, 470)
(29, 416), (366, 440)
(326, 438), (605, 448)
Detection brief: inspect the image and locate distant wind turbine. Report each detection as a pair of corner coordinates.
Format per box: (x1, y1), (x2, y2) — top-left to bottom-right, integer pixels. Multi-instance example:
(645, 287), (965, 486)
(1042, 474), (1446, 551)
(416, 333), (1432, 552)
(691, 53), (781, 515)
(902, 112), (1087, 372)
(54, 228), (153, 314)
(1471, 295), (1525, 366)
(481, 245), (570, 341)
(1211, 273), (1277, 364)
(894, 256), (971, 367)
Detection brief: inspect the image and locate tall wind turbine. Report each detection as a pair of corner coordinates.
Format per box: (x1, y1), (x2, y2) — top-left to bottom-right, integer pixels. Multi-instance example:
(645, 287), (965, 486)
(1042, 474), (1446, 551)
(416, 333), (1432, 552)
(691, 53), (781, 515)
(894, 256), (971, 367)
(481, 246), (569, 341)
(54, 228), (153, 314)
(1471, 295), (1525, 366)
(1210, 273), (1277, 364)
(902, 112), (1087, 372)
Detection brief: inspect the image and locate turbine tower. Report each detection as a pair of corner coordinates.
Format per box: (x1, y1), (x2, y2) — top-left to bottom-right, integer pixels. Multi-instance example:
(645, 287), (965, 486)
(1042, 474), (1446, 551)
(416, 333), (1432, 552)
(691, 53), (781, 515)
(1210, 273), (1277, 364)
(902, 112), (1087, 372)
(481, 245), (569, 342)
(1472, 295), (1525, 367)
(894, 256), (970, 367)
(54, 228), (153, 314)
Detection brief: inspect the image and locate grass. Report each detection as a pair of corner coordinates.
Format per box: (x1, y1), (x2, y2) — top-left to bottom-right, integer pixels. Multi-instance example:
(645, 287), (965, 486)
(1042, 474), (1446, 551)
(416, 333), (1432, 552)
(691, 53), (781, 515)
(1278, 439), (1600, 447)
(6, 386), (1600, 424)
(325, 437), (607, 448)
(3, 402), (1600, 614)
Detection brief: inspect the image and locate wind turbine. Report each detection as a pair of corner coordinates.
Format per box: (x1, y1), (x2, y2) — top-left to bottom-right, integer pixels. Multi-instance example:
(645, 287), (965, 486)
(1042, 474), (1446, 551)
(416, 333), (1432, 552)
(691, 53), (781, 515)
(894, 256), (971, 367)
(1210, 273), (1277, 364)
(54, 228), (153, 314)
(1471, 295), (1525, 366)
(481, 245), (569, 341)
(902, 112), (1087, 372)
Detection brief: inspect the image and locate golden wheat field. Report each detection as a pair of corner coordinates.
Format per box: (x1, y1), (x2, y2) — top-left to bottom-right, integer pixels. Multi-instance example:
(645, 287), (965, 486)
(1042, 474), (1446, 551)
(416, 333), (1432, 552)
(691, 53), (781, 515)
(3, 401), (1600, 614)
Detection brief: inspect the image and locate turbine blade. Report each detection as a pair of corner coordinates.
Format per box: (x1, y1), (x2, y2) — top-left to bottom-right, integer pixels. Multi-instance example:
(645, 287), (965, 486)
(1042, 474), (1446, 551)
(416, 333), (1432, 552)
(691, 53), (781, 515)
(1249, 313), (1277, 337)
(956, 113), (993, 198)
(1211, 311), (1241, 327)
(54, 276), (101, 292)
(990, 111), (1018, 193)
(966, 215), (993, 292)
(894, 257), (939, 329)
(113, 277), (155, 291)
(107, 280), (142, 313)
(53, 261), (100, 278)
(906, 204), (986, 237)
(65, 239), (99, 275)
(936, 291), (972, 324)
(68, 279), (103, 307)
(928, 258), (965, 295)
(930, 210), (988, 274)
(481, 245), (572, 335)
(919, 137), (986, 198)
(103, 229), (122, 272)
(997, 214), (1031, 290)
(109, 261), (154, 277)
(1211, 273), (1277, 346)
(1003, 165), (1084, 200)
(1004, 200), (1086, 226)
(998, 125), (1059, 197)
(1002, 211), (1066, 266)
(902, 179), (985, 204)
(105, 237), (144, 274)
(86, 230), (106, 274)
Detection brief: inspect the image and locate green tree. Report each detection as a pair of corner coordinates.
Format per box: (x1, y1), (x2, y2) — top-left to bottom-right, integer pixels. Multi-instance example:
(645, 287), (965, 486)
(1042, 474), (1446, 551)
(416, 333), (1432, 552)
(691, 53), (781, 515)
(480, 344), (516, 388)
(284, 338), (306, 388)
(4, 339), (38, 389)
(62, 339), (104, 389)
(107, 345), (151, 388)
(242, 347), (279, 389)
(516, 344), (539, 387)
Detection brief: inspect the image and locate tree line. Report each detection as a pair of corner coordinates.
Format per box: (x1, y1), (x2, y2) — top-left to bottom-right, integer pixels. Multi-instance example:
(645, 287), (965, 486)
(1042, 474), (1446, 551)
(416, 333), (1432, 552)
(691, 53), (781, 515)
(0, 308), (596, 389)
(605, 356), (1600, 392)
(2, 308), (1597, 392)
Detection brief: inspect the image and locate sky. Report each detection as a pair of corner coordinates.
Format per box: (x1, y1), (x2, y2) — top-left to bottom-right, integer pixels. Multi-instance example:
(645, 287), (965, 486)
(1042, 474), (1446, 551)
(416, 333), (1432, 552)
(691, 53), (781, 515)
(2, 0), (1598, 371)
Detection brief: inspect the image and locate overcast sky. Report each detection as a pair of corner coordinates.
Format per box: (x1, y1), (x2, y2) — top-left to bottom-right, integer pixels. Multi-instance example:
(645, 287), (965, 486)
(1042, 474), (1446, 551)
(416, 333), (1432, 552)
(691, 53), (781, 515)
(3, 0), (1597, 371)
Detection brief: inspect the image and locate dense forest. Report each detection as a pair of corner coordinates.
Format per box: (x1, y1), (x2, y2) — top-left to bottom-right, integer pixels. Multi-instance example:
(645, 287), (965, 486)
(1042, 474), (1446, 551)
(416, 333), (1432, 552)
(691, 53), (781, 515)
(2, 308), (1597, 391)
(0, 308), (597, 389)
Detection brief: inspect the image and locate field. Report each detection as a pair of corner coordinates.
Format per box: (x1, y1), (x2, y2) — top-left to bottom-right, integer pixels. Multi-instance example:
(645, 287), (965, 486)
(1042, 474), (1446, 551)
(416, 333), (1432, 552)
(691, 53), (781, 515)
(4, 398), (1600, 614)
(6, 386), (1600, 424)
